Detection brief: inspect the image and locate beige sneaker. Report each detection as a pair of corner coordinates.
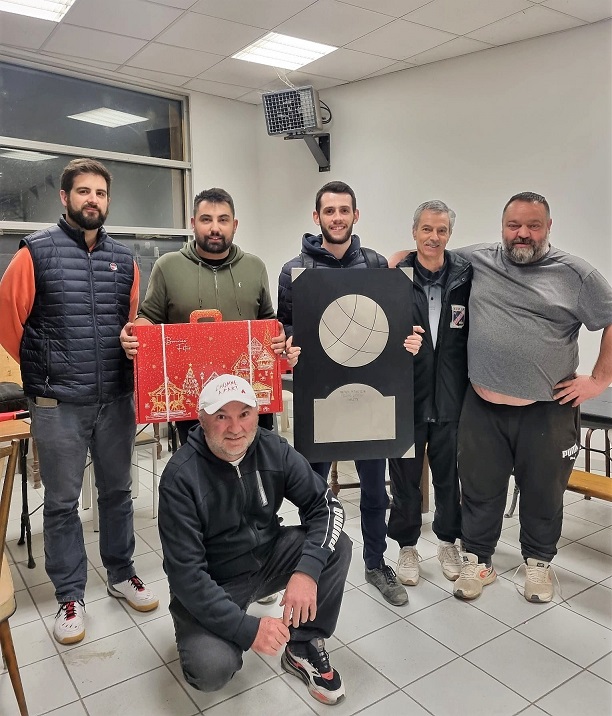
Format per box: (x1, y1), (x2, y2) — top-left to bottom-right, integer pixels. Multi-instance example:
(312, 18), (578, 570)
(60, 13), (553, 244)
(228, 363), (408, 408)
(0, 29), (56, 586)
(453, 553), (496, 600)
(437, 542), (462, 580)
(524, 558), (554, 603)
(397, 546), (420, 586)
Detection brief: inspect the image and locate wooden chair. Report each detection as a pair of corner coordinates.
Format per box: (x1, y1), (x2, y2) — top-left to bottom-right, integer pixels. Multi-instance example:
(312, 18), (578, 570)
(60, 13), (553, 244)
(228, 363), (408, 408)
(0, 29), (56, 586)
(0, 440), (30, 715)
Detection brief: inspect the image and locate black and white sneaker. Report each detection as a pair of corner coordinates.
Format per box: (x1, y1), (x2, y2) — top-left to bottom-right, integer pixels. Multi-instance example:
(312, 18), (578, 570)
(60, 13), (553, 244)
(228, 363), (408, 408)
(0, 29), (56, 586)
(281, 637), (345, 705)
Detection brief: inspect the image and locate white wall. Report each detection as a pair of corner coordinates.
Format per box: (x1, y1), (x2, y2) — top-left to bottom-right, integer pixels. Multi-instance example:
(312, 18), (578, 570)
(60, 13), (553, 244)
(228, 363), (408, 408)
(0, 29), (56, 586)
(188, 91), (262, 256)
(252, 20), (611, 373)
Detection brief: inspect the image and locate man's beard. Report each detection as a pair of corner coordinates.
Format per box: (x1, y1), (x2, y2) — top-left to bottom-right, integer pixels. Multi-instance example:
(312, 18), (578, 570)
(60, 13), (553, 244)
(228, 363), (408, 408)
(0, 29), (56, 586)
(66, 202), (108, 231)
(195, 231), (233, 255)
(503, 235), (550, 264)
(320, 222), (354, 245)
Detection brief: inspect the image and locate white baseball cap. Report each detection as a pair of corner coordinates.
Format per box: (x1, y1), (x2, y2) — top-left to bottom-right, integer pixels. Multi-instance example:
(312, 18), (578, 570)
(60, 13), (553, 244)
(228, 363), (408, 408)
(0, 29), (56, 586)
(198, 374), (257, 414)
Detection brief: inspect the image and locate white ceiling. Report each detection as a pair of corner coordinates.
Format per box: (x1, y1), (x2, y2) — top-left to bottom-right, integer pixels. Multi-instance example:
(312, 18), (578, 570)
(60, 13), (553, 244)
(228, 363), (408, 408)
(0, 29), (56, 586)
(0, 0), (610, 104)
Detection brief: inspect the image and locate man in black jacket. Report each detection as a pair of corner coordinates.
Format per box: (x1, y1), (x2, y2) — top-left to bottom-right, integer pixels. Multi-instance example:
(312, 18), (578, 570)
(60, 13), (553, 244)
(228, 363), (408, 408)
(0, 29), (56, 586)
(388, 200), (472, 587)
(277, 181), (421, 608)
(158, 374), (351, 706)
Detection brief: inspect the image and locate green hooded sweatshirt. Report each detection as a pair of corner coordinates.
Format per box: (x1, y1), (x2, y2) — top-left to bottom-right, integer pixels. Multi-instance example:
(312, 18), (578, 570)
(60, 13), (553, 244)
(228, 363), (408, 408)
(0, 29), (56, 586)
(138, 241), (275, 325)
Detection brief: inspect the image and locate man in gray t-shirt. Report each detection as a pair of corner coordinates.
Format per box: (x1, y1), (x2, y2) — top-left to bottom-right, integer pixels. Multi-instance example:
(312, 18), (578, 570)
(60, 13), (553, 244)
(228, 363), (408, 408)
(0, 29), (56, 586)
(452, 192), (612, 604)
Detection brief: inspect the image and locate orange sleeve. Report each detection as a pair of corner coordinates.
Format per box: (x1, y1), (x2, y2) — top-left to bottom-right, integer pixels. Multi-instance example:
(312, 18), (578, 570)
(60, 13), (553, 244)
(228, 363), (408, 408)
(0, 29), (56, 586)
(129, 261), (140, 322)
(0, 248), (36, 364)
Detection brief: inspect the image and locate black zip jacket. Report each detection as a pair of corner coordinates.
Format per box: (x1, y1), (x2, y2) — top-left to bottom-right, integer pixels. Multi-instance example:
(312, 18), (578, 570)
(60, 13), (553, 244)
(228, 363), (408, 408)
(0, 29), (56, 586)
(158, 426), (345, 650)
(277, 233), (387, 335)
(398, 251), (472, 423)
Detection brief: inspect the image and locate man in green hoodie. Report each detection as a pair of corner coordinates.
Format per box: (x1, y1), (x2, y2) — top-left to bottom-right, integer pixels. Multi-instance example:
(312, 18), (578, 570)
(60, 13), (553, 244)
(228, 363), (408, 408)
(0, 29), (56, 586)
(121, 187), (286, 444)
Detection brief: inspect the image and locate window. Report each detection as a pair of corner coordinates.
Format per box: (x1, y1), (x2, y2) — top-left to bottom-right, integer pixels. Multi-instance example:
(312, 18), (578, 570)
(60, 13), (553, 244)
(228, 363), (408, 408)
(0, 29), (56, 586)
(0, 61), (190, 240)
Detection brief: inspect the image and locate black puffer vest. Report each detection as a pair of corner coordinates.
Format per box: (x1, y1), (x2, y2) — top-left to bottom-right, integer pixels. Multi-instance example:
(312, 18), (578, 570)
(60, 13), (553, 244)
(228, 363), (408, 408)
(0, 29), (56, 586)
(20, 218), (134, 403)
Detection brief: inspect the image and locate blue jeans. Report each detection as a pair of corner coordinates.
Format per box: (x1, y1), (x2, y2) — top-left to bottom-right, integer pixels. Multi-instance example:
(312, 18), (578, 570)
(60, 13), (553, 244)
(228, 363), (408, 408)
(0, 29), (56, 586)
(311, 459), (388, 569)
(29, 395), (137, 602)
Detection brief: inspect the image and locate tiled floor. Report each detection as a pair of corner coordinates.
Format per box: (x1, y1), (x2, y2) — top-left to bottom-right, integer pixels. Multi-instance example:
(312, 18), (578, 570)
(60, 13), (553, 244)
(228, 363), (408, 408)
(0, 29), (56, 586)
(1, 434), (611, 716)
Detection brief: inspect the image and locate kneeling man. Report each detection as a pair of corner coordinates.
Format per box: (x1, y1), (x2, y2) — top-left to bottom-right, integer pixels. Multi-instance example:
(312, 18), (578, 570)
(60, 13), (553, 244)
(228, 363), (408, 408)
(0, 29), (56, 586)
(158, 375), (351, 706)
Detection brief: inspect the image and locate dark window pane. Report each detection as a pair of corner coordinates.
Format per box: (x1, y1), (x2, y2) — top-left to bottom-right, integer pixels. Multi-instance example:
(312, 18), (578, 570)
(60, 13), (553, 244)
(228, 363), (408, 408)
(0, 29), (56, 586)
(0, 152), (186, 229)
(0, 233), (187, 305)
(0, 62), (183, 160)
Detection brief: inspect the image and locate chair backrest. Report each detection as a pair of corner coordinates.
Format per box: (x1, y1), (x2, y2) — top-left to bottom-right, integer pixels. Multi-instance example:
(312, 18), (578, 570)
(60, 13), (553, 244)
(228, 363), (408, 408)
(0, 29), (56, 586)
(0, 441), (19, 565)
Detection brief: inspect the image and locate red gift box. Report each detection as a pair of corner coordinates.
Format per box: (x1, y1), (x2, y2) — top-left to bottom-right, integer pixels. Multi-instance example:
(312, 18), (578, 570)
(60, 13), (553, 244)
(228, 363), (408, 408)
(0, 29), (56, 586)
(133, 312), (282, 423)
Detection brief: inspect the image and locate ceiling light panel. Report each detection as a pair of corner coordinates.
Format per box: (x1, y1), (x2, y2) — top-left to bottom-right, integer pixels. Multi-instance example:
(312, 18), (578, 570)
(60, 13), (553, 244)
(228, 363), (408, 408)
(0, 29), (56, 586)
(0, 149), (58, 161)
(0, 0), (77, 22)
(67, 108), (149, 128)
(233, 32), (337, 71)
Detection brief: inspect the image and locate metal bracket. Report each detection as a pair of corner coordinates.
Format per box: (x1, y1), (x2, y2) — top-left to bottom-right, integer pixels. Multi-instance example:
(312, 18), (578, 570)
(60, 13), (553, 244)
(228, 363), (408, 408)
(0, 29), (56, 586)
(284, 132), (330, 172)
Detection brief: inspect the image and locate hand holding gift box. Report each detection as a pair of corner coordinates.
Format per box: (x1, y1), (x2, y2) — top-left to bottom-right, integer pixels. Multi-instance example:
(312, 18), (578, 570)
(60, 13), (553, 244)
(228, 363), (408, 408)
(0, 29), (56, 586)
(133, 311), (282, 423)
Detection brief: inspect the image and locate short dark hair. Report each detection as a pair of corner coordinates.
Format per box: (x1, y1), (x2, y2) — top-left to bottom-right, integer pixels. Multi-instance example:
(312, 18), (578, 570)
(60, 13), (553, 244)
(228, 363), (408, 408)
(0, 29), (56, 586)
(61, 158), (111, 195)
(503, 192), (550, 218)
(193, 188), (235, 217)
(315, 181), (357, 213)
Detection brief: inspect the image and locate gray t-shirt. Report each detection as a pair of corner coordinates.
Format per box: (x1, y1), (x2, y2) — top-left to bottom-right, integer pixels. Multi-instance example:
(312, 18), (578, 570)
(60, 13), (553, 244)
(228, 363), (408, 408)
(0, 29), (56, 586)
(454, 243), (612, 401)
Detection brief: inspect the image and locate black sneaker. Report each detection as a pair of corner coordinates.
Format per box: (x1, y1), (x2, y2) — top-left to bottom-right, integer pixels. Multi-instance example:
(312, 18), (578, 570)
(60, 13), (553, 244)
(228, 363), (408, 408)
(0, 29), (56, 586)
(365, 561), (408, 606)
(281, 637), (345, 705)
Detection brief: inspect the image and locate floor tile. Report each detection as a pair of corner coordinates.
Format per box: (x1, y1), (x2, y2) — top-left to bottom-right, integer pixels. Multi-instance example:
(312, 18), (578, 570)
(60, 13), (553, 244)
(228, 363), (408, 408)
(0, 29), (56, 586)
(516, 603), (612, 667)
(554, 543), (612, 583)
(564, 584), (612, 629)
(14, 553), (51, 589)
(342, 515), (364, 545)
(466, 631), (580, 702)
(0, 654), (79, 716)
(535, 670), (612, 716)
(199, 675), (317, 716)
(561, 512), (607, 541)
(472, 573), (554, 627)
(490, 540), (524, 576)
(61, 626), (163, 697)
(563, 498), (612, 527)
(169, 648), (277, 712)
(43, 703), (89, 715)
(350, 621), (455, 687)
(9, 560), (26, 591)
(404, 657), (529, 716)
(140, 613), (179, 663)
(138, 524), (163, 551)
(345, 545), (367, 587)
(578, 526), (612, 556)
(407, 596), (509, 655)
(11, 587), (40, 628)
(357, 690), (430, 715)
(10, 617), (57, 667)
(83, 665), (198, 716)
(588, 652), (612, 683)
(333, 588), (400, 644)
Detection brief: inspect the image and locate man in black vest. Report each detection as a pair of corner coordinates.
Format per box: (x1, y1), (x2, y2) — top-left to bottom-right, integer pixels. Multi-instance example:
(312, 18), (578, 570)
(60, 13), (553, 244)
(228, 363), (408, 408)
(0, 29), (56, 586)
(0, 158), (158, 645)
(277, 181), (422, 607)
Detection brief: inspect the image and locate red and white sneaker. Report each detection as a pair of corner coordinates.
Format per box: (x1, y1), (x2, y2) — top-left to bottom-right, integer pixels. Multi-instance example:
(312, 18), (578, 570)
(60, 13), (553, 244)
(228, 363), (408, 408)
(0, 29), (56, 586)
(453, 553), (496, 600)
(108, 575), (159, 612)
(53, 600), (86, 644)
(281, 637), (345, 705)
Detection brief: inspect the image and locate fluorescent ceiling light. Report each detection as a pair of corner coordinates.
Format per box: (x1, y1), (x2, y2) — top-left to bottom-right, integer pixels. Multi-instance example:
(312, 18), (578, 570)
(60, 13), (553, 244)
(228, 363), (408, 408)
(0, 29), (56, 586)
(0, 1), (77, 22)
(0, 149), (58, 161)
(232, 32), (337, 71)
(67, 107), (149, 128)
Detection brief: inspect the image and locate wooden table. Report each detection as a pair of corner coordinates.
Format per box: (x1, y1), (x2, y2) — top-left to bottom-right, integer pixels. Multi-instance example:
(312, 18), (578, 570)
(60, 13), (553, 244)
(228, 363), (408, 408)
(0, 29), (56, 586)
(0, 419), (37, 567)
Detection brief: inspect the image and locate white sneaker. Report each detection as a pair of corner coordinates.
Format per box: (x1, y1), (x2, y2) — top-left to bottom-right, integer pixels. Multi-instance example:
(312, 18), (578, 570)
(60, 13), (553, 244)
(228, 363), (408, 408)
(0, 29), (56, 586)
(453, 553), (496, 600)
(437, 542), (462, 580)
(108, 575), (159, 612)
(397, 546), (420, 586)
(257, 593), (278, 605)
(53, 600), (86, 645)
(523, 558), (554, 603)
